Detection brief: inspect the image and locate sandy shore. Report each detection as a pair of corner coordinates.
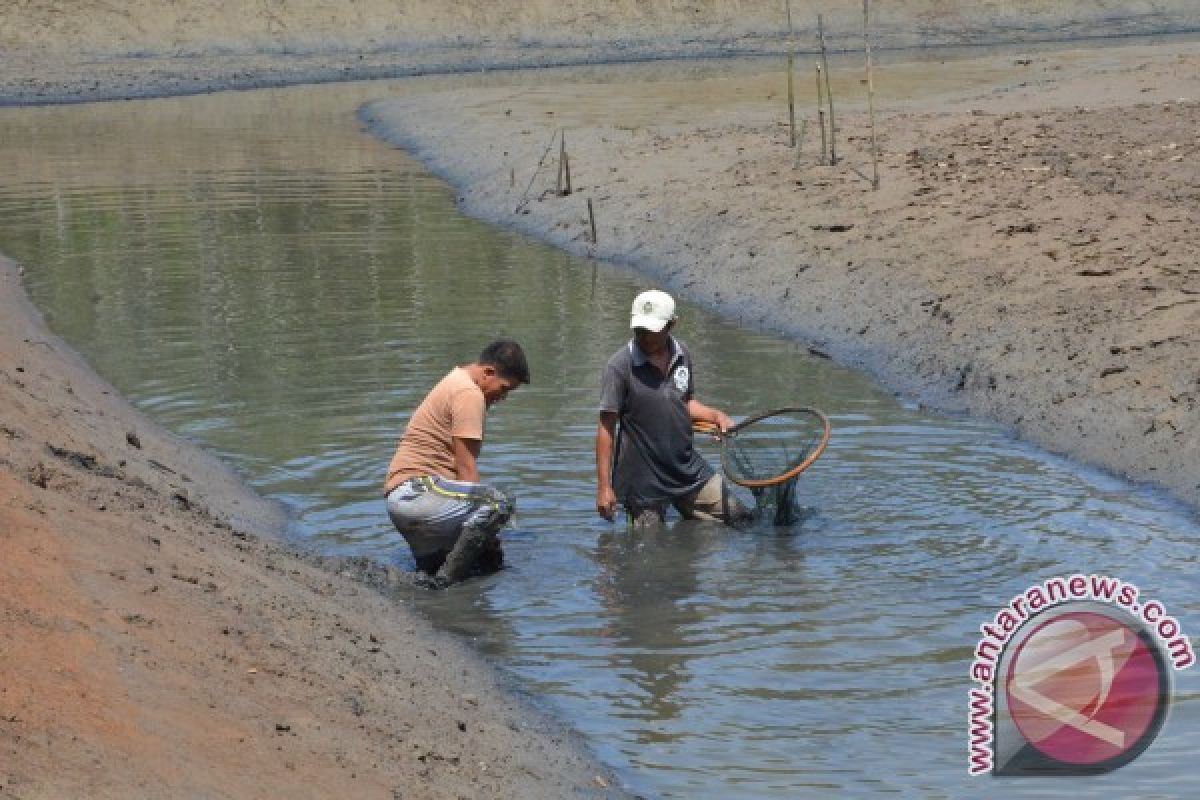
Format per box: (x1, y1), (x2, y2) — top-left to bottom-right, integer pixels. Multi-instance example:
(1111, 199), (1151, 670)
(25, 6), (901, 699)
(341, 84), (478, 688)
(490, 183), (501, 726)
(362, 40), (1200, 510)
(2, 2), (1199, 797)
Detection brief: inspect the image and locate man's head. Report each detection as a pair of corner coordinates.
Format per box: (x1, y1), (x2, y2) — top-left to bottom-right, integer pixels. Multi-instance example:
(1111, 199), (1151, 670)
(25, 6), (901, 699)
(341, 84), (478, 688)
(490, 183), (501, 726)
(630, 289), (676, 333)
(630, 289), (676, 354)
(476, 339), (530, 405)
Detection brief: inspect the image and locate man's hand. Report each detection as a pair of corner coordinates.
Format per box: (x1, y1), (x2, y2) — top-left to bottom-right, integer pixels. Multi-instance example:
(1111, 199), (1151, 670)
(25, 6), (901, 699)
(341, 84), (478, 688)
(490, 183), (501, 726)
(597, 487), (618, 521)
(687, 399), (735, 434)
(596, 412), (620, 521)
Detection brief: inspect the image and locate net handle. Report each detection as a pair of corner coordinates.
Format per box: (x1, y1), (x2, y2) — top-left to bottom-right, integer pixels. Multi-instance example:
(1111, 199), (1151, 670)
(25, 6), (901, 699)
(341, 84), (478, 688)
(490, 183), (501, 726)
(693, 406), (832, 488)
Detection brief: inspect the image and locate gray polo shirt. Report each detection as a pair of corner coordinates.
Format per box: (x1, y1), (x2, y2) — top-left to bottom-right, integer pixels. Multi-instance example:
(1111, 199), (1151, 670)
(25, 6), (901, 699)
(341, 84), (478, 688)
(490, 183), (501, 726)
(599, 337), (714, 509)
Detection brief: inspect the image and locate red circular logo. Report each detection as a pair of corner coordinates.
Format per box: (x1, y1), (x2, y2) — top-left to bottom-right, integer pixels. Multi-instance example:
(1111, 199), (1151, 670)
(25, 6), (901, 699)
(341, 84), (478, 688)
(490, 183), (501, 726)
(1005, 610), (1168, 767)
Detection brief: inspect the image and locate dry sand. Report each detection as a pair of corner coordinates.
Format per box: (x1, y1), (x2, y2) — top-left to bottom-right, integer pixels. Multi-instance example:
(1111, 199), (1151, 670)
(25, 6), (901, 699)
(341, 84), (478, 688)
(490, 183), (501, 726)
(2, 2), (1199, 798)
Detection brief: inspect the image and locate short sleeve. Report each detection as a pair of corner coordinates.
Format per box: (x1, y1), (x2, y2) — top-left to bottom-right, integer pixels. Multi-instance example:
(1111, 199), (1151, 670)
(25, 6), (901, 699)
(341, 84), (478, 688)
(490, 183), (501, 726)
(599, 360), (626, 414)
(449, 386), (485, 440)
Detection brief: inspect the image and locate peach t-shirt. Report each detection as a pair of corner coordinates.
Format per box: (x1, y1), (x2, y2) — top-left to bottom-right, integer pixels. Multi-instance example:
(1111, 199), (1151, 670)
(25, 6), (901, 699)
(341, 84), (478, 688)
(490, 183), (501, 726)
(384, 367), (485, 492)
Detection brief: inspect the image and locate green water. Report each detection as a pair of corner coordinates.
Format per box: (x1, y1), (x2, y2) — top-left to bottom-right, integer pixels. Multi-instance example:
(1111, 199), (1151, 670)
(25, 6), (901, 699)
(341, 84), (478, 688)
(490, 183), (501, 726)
(1, 64), (1198, 798)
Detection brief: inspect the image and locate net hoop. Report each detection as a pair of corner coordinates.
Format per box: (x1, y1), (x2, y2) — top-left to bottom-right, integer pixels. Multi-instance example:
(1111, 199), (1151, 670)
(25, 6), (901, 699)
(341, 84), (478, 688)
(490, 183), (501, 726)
(694, 407), (831, 489)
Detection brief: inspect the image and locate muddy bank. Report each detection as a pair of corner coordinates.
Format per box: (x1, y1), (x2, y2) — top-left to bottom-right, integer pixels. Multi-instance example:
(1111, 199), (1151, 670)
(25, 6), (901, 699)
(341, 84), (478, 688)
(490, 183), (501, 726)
(3, 1), (1199, 105)
(0, 253), (623, 797)
(361, 39), (1200, 510)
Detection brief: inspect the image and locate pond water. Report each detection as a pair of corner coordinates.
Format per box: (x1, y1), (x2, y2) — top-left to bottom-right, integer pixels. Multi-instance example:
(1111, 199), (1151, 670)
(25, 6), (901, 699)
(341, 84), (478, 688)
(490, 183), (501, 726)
(1, 57), (1197, 798)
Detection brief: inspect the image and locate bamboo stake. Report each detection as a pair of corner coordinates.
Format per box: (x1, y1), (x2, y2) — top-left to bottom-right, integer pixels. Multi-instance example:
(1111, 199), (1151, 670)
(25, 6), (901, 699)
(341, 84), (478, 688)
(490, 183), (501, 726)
(555, 154), (564, 195)
(785, 0), (796, 148)
(553, 130), (573, 196)
(587, 197), (597, 243)
(818, 14), (837, 165)
(815, 64), (828, 165)
(556, 131), (566, 195)
(864, 0), (880, 189)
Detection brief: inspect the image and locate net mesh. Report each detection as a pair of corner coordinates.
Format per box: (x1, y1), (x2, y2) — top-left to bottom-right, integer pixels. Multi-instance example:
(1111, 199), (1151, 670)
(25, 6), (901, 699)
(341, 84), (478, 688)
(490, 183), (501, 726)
(718, 409), (828, 526)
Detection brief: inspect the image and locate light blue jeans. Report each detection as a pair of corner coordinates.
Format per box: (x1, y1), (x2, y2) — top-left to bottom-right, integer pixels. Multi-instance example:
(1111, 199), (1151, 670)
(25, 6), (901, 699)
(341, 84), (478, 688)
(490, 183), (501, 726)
(385, 475), (513, 575)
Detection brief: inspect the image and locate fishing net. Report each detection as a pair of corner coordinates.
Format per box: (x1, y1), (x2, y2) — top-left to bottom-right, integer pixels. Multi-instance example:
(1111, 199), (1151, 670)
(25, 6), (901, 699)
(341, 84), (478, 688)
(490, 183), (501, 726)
(697, 407), (830, 526)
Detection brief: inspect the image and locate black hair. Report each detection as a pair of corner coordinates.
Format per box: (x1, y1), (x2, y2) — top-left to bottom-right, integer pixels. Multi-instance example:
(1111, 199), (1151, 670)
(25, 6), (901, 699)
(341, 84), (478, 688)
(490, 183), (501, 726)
(479, 339), (531, 384)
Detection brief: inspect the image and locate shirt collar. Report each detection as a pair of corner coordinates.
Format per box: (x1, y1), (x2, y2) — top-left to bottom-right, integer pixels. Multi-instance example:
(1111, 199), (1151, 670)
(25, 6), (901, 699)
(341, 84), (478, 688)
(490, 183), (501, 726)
(629, 336), (682, 368)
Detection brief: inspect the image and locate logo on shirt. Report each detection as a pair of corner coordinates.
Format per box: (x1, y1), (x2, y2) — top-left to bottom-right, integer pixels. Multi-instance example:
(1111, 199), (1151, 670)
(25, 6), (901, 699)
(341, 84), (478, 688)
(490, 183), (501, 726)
(673, 365), (689, 393)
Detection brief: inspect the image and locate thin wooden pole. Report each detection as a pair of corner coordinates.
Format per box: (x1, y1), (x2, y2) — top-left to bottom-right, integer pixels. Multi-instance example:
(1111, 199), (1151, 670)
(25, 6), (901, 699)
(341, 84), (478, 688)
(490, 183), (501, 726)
(815, 64), (828, 165)
(818, 14), (837, 165)
(864, 0), (880, 189)
(515, 127), (560, 213)
(556, 130), (566, 195)
(587, 197), (597, 243)
(786, 0), (796, 148)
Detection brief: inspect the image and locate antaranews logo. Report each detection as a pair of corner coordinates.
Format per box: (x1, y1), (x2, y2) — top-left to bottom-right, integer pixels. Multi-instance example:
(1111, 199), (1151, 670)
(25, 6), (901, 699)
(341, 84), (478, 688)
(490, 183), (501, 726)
(968, 574), (1194, 776)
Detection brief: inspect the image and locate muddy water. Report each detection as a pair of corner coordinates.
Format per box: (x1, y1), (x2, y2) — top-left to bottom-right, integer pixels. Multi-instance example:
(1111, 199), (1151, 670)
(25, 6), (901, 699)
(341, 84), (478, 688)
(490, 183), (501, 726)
(1, 58), (1198, 798)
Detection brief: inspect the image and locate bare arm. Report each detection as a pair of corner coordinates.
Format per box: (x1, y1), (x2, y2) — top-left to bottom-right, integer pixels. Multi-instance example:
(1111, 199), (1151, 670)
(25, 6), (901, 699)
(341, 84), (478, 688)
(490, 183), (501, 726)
(687, 398), (734, 432)
(595, 412), (619, 520)
(452, 436), (482, 483)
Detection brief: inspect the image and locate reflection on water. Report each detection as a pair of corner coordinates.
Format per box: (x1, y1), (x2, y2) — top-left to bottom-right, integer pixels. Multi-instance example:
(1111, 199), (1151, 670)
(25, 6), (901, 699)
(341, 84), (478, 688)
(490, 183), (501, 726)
(0, 63), (1197, 798)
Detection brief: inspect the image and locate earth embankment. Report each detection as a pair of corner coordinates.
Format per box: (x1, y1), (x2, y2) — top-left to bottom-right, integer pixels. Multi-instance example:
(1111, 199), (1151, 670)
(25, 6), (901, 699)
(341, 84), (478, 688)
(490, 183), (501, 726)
(3, 1), (1198, 104)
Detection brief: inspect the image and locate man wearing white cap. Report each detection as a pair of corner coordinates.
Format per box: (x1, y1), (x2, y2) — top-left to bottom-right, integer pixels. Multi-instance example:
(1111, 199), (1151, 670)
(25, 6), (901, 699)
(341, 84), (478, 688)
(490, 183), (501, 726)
(595, 289), (751, 527)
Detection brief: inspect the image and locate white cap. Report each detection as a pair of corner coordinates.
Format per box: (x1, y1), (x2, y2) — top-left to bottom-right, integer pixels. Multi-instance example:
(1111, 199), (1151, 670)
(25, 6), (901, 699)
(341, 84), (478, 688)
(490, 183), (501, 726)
(630, 289), (676, 332)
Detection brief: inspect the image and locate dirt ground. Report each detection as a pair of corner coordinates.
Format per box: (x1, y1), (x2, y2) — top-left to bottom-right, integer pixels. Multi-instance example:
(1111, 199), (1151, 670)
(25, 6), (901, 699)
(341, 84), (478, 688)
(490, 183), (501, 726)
(362, 39), (1200, 511)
